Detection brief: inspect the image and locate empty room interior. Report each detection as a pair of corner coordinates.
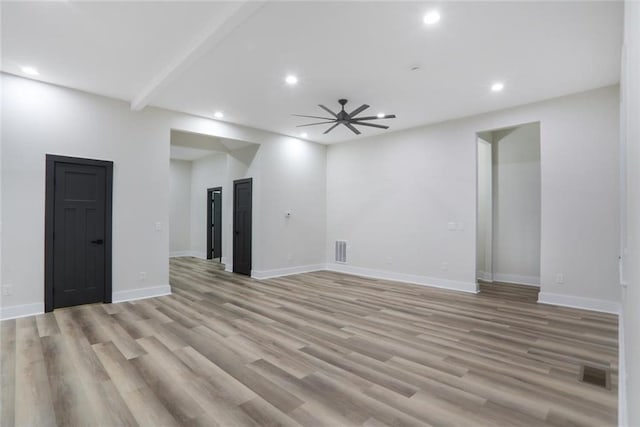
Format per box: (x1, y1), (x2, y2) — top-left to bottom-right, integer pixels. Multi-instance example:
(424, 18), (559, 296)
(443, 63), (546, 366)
(1, 1), (639, 426)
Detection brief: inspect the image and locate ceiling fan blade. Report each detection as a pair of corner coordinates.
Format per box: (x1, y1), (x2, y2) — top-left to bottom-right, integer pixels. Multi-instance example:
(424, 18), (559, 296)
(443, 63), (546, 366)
(292, 114), (335, 120)
(323, 123), (341, 134)
(318, 105), (338, 118)
(349, 114), (397, 121)
(296, 121), (336, 127)
(351, 121), (389, 130)
(348, 104), (370, 118)
(344, 122), (362, 135)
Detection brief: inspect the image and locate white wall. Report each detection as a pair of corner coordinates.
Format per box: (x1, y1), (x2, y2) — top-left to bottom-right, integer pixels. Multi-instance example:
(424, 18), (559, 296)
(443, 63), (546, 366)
(189, 153), (226, 259)
(476, 136), (492, 281)
(327, 85), (620, 304)
(169, 159), (192, 255)
(1, 73), (327, 318)
(252, 138), (327, 277)
(492, 123), (541, 285)
(621, 1), (640, 425)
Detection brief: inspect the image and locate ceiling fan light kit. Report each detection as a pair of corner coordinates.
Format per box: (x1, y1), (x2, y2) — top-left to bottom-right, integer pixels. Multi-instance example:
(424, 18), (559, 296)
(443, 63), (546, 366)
(293, 99), (396, 135)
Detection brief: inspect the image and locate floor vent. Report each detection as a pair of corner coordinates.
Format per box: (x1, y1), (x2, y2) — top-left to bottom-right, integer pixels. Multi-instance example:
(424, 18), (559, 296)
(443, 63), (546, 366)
(335, 240), (347, 263)
(579, 365), (610, 389)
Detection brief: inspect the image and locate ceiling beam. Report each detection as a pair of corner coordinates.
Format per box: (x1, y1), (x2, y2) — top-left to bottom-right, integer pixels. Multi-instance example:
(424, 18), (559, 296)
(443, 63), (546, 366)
(130, 1), (267, 111)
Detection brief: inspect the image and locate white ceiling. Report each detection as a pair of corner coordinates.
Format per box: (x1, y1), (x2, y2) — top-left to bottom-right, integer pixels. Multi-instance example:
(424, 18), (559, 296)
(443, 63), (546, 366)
(170, 145), (221, 162)
(1, 1), (623, 144)
(169, 129), (257, 160)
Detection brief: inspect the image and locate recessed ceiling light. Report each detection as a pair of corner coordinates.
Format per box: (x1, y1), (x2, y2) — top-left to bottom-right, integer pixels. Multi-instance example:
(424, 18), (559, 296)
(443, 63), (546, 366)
(21, 66), (39, 76)
(423, 10), (441, 25)
(491, 82), (504, 92)
(285, 75), (298, 85)
(214, 111), (224, 119)
(377, 113), (385, 118)
(300, 132), (308, 138)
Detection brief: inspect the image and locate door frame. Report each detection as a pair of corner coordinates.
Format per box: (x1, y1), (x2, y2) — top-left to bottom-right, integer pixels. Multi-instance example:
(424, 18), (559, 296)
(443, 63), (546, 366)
(232, 178), (252, 275)
(44, 154), (114, 312)
(206, 186), (222, 260)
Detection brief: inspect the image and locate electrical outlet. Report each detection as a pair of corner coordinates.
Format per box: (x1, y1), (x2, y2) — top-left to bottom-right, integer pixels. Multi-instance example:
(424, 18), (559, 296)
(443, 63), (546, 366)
(386, 257), (393, 265)
(555, 273), (565, 284)
(155, 222), (162, 231)
(139, 272), (147, 281)
(287, 253), (293, 262)
(441, 262), (449, 271)
(2, 285), (12, 296)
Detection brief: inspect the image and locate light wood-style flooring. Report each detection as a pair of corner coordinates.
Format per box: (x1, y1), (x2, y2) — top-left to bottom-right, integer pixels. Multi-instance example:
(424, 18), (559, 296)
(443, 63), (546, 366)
(0, 257), (618, 426)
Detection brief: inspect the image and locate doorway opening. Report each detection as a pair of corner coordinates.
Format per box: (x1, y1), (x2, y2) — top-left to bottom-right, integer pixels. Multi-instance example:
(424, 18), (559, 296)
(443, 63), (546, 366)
(168, 129), (259, 272)
(45, 155), (113, 312)
(476, 122), (541, 294)
(207, 187), (222, 260)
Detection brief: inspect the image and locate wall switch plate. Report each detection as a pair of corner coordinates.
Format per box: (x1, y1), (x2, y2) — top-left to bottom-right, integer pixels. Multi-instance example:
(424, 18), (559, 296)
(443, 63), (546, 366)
(555, 273), (565, 284)
(2, 285), (12, 296)
(447, 222), (456, 231)
(155, 222), (162, 231)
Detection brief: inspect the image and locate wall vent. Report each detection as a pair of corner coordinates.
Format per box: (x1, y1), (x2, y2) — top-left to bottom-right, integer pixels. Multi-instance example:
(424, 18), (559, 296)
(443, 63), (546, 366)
(335, 240), (347, 263)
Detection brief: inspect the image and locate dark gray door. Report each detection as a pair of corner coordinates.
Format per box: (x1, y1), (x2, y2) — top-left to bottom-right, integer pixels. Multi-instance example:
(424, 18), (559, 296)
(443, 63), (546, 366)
(213, 191), (222, 258)
(53, 162), (107, 308)
(207, 187), (222, 260)
(233, 178), (252, 275)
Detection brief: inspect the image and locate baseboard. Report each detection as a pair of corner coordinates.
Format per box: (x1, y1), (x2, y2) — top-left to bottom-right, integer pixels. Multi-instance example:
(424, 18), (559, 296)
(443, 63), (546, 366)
(169, 250), (192, 258)
(169, 251), (207, 259)
(537, 292), (620, 314)
(619, 307), (627, 427)
(225, 263), (233, 273)
(477, 271), (493, 282)
(112, 285), (172, 303)
(0, 303), (44, 320)
(326, 264), (478, 294)
(493, 273), (540, 286)
(252, 264), (326, 280)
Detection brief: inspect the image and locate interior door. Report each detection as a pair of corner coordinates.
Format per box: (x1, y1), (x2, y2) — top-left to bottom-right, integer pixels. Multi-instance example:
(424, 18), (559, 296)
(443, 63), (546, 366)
(207, 187), (222, 260)
(213, 190), (222, 259)
(233, 178), (252, 275)
(48, 157), (112, 310)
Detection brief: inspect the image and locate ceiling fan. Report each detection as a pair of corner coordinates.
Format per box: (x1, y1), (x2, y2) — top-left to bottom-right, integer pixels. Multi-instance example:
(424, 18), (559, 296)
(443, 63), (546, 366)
(293, 99), (396, 135)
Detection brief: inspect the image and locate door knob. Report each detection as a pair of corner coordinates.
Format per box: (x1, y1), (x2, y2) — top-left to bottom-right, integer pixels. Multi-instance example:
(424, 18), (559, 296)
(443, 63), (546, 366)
(91, 239), (104, 245)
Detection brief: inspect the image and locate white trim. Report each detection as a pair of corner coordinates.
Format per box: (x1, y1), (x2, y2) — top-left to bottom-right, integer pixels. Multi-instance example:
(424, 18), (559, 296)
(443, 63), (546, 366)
(493, 272), (540, 286)
(619, 307), (627, 427)
(537, 292), (621, 314)
(0, 303), (44, 320)
(252, 264), (326, 280)
(225, 263), (233, 273)
(477, 270), (493, 282)
(169, 250), (207, 259)
(326, 264), (478, 294)
(112, 285), (172, 303)
(170, 250), (192, 258)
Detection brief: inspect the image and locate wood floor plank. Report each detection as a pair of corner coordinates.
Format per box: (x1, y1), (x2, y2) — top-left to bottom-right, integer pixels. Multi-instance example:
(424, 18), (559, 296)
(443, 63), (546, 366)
(0, 257), (618, 426)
